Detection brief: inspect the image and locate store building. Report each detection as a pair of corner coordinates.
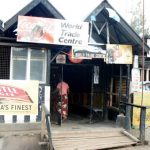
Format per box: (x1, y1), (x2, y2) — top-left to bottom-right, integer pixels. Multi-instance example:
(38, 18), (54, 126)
(0, 0), (149, 125)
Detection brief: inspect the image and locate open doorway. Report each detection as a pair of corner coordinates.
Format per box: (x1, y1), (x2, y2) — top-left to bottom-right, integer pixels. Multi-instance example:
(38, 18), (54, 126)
(50, 63), (103, 124)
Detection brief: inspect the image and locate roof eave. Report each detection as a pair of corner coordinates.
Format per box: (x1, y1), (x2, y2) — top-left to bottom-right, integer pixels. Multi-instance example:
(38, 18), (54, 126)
(84, 0), (150, 52)
(4, 0), (65, 31)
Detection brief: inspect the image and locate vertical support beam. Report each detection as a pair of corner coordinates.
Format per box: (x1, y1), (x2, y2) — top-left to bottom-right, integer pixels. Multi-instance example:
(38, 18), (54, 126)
(106, 22), (110, 44)
(119, 65), (122, 108)
(90, 66), (94, 123)
(41, 106), (46, 140)
(126, 65), (130, 102)
(125, 105), (131, 131)
(125, 65), (131, 131)
(109, 65), (114, 106)
(104, 65), (109, 121)
(109, 77), (113, 106)
(60, 64), (64, 126)
(139, 107), (146, 143)
(88, 21), (93, 43)
(46, 49), (51, 85)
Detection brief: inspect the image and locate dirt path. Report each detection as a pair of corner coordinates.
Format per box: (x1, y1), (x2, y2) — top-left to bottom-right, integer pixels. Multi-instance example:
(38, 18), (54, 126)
(0, 134), (46, 150)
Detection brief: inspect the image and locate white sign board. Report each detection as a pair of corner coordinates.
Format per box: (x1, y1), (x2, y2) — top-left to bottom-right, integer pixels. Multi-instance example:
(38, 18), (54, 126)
(17, 16), (89, 46)
(72, 45), (106, 59)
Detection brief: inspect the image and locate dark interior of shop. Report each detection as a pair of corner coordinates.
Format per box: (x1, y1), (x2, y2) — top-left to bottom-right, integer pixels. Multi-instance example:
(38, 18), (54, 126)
(50, 49), (106, 123)
(51, 64), (93, 118)
(50, 47), (127, 123)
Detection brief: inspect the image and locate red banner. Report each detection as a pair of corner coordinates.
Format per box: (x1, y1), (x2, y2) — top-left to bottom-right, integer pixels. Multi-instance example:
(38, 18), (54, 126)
(0, 85), (33, 103)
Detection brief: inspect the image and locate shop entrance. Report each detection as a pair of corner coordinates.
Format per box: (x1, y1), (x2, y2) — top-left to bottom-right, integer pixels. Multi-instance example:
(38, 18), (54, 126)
(50, 63), (103, 124)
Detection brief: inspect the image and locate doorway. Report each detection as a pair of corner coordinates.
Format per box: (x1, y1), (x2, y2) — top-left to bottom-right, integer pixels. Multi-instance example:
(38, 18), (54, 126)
(50, 63), (103, 123)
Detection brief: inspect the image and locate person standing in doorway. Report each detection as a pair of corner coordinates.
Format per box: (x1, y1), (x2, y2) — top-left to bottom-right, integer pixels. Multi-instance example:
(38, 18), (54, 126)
(56, 79), (69, 125)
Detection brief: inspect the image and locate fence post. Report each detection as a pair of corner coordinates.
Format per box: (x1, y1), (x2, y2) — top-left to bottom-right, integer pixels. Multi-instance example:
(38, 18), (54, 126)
(41, 106), (46, 140)
(125, 105), (131, 131)
(139, 107), (146, 143)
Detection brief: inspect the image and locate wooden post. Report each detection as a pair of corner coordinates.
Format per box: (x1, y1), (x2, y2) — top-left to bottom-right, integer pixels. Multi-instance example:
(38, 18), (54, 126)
(60, 64), (63, 126)
(90, 66), (94, 123)
(119, 65), (122, 109)
(109, 77), (113, 106)
(139, 107), (146, 143)
(41, 107), (46, 140)
(125, 65), (131, 131)
(125, 105), (131, 131)
(106, 22), (110, 44)
(126, 65), (130, 102)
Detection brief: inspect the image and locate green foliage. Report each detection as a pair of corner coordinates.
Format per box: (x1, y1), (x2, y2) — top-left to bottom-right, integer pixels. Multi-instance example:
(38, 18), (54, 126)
(130, 0), (149, 36)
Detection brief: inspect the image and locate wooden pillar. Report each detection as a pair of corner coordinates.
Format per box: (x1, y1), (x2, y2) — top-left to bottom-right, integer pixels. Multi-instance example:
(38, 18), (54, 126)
(109, 77), (113, 106)
(125, 65), (131, 131)
(139, 107), (146, 143)
(47, 49), (51, 84)
(119, 65), (122, 108)
(125, 105), (131, 131)
(126, 65), (130, 102)
(90, 66), (94, 123)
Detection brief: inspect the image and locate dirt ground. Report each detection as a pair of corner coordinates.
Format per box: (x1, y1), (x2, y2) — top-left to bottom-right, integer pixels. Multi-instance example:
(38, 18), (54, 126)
(0, 134), (48, 150)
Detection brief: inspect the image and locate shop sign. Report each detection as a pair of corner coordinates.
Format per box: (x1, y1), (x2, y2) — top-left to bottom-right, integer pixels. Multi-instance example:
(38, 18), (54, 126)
(106, 44), (133, 64)
(131, 81), (150, 93)
(17, 16), (89, 46)
(0, 80), (39, 115)
(56, 54), (66, 64)
(72, 45), (106, 59)
(133, 92), (150, 127)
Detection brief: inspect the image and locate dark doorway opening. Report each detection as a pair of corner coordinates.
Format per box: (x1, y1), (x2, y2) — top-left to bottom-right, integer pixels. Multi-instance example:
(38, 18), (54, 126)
(50, 63), (100, 123)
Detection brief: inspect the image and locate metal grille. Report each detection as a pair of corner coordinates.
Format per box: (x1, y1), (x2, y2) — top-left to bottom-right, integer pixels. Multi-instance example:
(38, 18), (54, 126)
(0, 46), (11, 79)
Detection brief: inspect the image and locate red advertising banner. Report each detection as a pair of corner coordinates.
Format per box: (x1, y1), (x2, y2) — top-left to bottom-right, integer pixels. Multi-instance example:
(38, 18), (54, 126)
(0, 85), (33, 103)
(0, 80), (39, 115)
(17, 16), (89, 46)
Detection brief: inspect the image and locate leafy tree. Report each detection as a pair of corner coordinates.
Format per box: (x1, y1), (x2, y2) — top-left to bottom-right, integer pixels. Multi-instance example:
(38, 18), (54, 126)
(130, 0), (149, 36)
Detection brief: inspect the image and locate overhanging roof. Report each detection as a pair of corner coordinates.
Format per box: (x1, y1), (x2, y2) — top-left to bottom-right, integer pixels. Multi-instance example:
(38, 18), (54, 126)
(0, 26), (4, 34)
(0, 20), (4, 34)
(85, 0), (150, 53)
(3, 0), (65, 37)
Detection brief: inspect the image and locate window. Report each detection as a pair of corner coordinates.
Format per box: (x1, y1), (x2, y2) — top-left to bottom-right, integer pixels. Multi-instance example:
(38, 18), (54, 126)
(10, 47), (47, 83)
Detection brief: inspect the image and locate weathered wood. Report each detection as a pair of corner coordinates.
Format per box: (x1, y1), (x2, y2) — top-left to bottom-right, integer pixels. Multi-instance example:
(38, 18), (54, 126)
(52, 128), (138, 150)
(109, 77), (113, 106)
(139, 107), (146, 143)
(38, 141), (49, 145)
(41, 107), (47, 140)
(125, 105), (131, 131)
(121, 130), (140, 142)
